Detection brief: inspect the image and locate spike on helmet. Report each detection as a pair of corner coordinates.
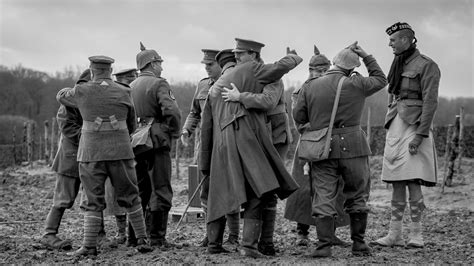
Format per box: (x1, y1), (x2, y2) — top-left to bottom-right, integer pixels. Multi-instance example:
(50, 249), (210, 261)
(136, 42), (163, 70)
(309, 44), (330, 67)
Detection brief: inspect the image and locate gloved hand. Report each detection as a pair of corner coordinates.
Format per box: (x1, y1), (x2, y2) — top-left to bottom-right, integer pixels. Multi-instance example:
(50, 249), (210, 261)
(408, 134), (424, 155)
(286, 47), (297, 55)
(201, 170), (210, 177)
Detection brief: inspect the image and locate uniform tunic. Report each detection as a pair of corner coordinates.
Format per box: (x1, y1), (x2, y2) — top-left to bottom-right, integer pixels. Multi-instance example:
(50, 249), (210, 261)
(284, 78), (349, 227)
(57, 78), (140, 212)
(130, 71), (181, 211)
(182, 77), (215, 206)
(200, 54), (302, 222)
(382, 50), (440, 186)
(50, 105), (82, 209)
(293, 55), (387, 216)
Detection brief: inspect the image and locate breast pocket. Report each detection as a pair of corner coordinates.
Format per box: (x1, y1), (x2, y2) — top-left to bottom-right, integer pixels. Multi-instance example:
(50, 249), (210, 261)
(401, 71), (420, 94)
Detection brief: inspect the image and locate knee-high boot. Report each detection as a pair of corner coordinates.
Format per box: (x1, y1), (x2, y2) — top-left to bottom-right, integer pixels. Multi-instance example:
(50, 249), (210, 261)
(41, 207), (72, 250)
(207, 216), (229, 254)
(240, 219), (264, 258)
(309, 216), (334, 258)
(350, 213), (371, 256)
(225, 212), (240, 245)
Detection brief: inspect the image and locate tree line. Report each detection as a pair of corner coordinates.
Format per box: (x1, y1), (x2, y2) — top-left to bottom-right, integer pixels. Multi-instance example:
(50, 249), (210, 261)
(0, 64), (472, 145)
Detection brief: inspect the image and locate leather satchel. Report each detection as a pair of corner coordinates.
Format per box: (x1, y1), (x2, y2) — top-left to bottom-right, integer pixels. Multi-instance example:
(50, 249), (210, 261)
(298, 76), (346, 162)
(131, 119), (153, 155)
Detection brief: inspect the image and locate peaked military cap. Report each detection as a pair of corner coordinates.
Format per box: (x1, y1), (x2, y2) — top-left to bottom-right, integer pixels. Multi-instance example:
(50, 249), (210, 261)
(136, 42), (163, 70)
(201, 49), (220, 63)
(113, 68), (137, 77)
(386, 22), (414, 35)
(232, 38), (265, 53)
(215, 49), (235, 67)
(89, 55), (114, 69)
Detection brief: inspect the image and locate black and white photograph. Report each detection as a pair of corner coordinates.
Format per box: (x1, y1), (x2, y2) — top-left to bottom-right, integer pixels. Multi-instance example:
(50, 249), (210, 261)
(0, 0), (472, 264)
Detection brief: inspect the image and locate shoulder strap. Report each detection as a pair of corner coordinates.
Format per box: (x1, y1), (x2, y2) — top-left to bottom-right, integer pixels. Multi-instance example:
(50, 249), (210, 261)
(327, 76), (346, 133)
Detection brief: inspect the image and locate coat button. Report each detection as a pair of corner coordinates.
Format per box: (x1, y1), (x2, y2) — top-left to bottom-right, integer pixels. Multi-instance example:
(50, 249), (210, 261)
(342, 147), (346, 151)
(341, 125), (345, 128)
(331, 137), (333, 141)
(341, 137), (344, 140)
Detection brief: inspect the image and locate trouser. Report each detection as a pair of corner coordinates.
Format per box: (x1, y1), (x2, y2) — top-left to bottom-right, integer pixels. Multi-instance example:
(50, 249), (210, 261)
(311, 157), (371, 216)
(45, 174), (81, 235)
(135, 148), (173, 212)
(52, 174), (81, 209)
(79, 159), (141, 212)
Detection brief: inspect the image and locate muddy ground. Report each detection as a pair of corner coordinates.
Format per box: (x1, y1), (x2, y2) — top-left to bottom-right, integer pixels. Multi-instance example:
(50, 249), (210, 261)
(1, 156), (473, 264)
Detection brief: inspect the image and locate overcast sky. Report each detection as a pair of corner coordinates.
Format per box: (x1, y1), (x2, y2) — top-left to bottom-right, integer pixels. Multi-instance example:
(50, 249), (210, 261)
(1, 0), (472, 98)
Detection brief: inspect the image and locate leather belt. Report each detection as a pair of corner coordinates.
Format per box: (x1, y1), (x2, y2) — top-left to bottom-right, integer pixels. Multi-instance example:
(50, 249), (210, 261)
(82, 120), (127, 131)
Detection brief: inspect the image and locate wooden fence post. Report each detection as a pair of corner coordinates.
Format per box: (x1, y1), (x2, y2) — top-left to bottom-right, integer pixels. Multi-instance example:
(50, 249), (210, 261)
(22, 121), (28, 163)
(456, 107), (464, 177)
(44, 120), (50, 163)
(50, 117), (57, 162)
(27, 122), (33, 166)
(441, 125), (453, 193)
(12, 126), (17, 165)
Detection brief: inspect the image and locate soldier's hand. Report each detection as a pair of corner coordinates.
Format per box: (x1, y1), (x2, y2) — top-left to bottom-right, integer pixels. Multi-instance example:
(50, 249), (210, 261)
(350, 41), (369, 59)
(408, 134), (424, 155)
(287, 47), (297, 55)
(221, 83), (241, 102)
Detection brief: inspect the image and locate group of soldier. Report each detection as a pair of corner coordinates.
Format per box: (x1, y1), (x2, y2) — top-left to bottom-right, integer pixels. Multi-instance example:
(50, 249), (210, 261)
(40, 21), (440, 259)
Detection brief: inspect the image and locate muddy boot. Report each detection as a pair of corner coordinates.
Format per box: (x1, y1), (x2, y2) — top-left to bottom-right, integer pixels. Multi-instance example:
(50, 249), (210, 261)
(127, 206), (153, 253)
(350, 213), (371, 256)
(407, 199), (424, 248)
(258, 208), (277, 256)
(41, 207), (72, 250)
(240, 219), (265, 258)
(207, 217), (229, 254)
(67, 211), (101, 257)
(224, 212), (240, 248)
(309, 216), (334, 258)
(114, 215), (127, 244)
(371, 220), (404, 247)
(150, 211), (177, 249)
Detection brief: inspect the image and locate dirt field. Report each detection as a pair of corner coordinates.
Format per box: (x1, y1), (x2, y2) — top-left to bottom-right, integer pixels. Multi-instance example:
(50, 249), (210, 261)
(1, 156), (473, 264)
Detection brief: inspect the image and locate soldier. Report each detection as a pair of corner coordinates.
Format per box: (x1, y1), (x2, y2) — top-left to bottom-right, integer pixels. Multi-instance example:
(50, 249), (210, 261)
(57, 55), (152, 256)
(283, 45), (349, 247)
(40, 70), (89, 251)
(99, 68), (138, 245)
(220, 42), (295, 256)
(130, 43), (181, 248)
(372, 22), (440, 249)
(293, 42), (387, 257)
(199, 38), (302, 258)
(114, 68), (137, 86)
(181, 49), (240, 248)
